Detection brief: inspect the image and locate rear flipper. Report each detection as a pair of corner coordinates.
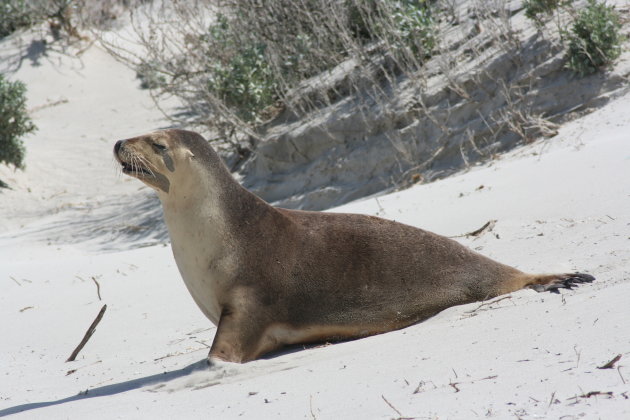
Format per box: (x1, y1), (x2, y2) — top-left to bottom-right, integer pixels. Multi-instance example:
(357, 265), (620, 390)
(527, 272), (595, 294)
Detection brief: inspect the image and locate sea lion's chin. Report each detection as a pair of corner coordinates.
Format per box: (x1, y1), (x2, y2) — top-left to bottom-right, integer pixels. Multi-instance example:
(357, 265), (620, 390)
(141, 170), (171, 194)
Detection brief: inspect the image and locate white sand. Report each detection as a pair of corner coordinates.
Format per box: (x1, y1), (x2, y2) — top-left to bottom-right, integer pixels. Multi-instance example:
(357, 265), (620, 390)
(0, 28), (628, 419)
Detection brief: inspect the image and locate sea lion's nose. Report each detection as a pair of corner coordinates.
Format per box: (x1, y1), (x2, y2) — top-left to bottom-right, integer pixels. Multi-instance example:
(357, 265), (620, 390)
(114, 140), (124, 154)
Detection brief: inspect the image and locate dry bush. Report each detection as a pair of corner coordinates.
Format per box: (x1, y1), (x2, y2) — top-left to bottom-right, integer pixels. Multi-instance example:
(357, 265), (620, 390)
(102, 0), (562, 152)
(101, 0), (438, 154)
(1, 0), (145, 41)
(102, 0), (622, 203)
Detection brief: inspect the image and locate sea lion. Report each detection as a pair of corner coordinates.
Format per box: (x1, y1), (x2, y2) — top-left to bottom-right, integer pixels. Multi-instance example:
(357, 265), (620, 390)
(114, 129), (595, 363)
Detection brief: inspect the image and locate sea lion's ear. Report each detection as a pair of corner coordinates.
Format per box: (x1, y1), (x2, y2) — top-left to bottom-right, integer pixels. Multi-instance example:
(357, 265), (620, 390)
(186, 150), (195, 159)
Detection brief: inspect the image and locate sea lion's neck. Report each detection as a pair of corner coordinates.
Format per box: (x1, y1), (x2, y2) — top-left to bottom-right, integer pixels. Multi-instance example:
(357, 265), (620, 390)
(158, 162), (276, 249)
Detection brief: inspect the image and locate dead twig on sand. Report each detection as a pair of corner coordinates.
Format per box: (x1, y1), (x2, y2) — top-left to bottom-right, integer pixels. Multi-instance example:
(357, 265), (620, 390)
(153, 346), (207, 361)
(465, 295), (512, 314)
(579, 391), (613, 399)
(66, 304), (107, 362)
(66, 360), (102, 376)
(195, 340), (211, 348)
(450, 220), (497, 239)
(598, 354), (621, 369)
(381, 395), (414, 419)
(91, 276), (102, 301)
(29, 98), (69, 113)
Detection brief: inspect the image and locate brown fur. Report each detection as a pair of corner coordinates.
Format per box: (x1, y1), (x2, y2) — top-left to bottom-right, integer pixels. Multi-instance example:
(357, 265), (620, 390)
(114, 129), (595, 363)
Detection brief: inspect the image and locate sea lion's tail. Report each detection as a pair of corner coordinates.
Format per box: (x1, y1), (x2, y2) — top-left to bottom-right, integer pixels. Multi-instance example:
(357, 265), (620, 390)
(523, 272), (596, 294)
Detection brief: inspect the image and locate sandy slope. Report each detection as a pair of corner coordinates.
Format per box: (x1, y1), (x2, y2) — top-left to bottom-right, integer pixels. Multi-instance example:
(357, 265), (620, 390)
(1, 29), (629, 419)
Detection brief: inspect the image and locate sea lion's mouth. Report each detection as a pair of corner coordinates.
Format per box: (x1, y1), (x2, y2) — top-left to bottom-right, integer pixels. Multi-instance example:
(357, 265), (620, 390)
(120, 160), (153, 177)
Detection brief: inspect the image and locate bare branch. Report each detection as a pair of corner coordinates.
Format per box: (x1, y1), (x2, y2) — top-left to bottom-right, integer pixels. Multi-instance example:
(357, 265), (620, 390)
(66, 304), (107, 362)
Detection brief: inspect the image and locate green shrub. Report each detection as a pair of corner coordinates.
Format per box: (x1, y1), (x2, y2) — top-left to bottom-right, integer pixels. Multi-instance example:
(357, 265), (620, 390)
(566, 0), (622, 75)
(135, 60), (167, 90)
(119, 0), (439, 137)
(0, 74), (37, 169)
(202, 15), (278, 123)
(1, 0), (126, 42)
(349, 0), (436, 56)
(390, 0), (436, 57)
(199, 2), (436, 123)
(523, 0), (562, 23)
(0, 0), (34, 38)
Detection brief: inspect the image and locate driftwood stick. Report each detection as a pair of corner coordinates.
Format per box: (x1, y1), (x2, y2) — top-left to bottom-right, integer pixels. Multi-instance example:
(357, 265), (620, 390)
(450, 220), (497, 238)
(381, 395), (407, 419)
(579, 391), (613, 398)
(66, 304), (107, 362)
(597, 354), (621, 369)
(465, 295), (512, 314)
(91, 276), (102, 301)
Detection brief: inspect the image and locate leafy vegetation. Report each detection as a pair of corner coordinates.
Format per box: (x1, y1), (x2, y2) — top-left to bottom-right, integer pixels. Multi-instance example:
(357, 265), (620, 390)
(0, 74), (37, 169)
(523, 0), (563, 24)
(390, 0), (436, 56)
(349, 0), (436, 56)
(0, 0), (34, 38)
(523, 0), (623, 76)
(201, 15), (278, 123)
(135, 60), (166, 90)
(125, 0), (438, 139)
(565, 0), (623, 75)
(1, 0), (137, 41)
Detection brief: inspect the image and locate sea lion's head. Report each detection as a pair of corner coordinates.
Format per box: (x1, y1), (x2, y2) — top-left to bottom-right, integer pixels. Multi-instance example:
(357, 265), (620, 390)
(114, 129), (210, 194)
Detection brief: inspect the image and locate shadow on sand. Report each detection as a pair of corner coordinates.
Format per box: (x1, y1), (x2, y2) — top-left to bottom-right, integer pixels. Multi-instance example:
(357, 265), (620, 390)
(0, 360), (208, 417)
(3, 190), (170, 253)
(0, 341), (330, 417)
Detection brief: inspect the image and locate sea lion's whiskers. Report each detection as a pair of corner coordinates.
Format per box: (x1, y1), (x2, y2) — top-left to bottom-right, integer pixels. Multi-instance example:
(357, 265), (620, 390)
(129, 154), (138, 174)
(137, 154), (157, 177)
(111, 156), (122, 178)
(134, 154), (154, 176)
(131, 153), (145, 175)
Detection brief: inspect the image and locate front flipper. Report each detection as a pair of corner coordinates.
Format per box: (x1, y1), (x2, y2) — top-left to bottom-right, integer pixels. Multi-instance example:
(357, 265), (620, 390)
(208, 300), (282, 364)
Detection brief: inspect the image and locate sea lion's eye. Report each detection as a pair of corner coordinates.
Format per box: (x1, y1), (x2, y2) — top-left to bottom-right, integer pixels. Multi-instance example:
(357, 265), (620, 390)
(152, 143), (167, 152)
